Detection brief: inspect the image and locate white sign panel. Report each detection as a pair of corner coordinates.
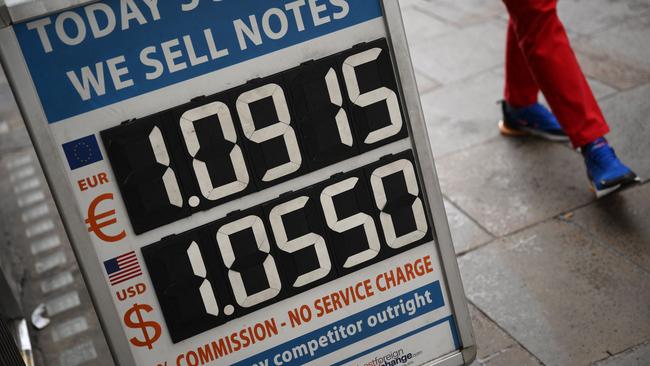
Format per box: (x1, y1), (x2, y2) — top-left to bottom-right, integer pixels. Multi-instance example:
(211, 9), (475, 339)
(0, 0), (476, 365)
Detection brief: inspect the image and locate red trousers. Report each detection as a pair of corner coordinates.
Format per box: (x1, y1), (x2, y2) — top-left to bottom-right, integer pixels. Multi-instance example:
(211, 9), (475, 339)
(503, 0), (609, 147)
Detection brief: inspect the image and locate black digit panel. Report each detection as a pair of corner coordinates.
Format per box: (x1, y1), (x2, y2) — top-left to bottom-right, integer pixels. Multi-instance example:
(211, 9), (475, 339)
(140, 148), (435, 343)
(141, 229), (233, 343)
(101, 38), (414, 235)
(284, 57), (358, 169)
(314, 170), (388, 276)
(203, 208), (288, 318)
(232, 78), (309, 189)
(263, 190), (338, 297)
(168, 96), (257, 212)
(339, 39), (408, 152)
(364, 151), (433, 255)
(101, 113), (191, 234)
(100, 36), (443, 345)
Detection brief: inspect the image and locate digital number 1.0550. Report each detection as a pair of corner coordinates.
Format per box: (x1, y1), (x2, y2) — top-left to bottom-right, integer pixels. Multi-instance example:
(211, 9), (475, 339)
(142, 151), (432, 342)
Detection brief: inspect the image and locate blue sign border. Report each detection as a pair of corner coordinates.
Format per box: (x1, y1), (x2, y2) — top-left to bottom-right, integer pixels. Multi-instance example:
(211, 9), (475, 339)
(14, 0), (383, 123)
(233, 281), (459, 366)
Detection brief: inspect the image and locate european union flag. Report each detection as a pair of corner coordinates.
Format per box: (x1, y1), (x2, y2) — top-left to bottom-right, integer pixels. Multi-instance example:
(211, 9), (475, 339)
(62, 135), (103, 170)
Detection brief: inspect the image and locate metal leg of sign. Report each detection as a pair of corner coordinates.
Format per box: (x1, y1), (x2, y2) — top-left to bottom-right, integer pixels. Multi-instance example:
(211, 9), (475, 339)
(0, 27), (136, 366)
(380, 1), (478, 365)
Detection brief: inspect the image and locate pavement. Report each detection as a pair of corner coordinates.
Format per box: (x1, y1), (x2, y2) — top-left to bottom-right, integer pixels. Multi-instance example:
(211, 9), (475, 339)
(0, 1), (648, 365)
(0, 68), (113, 365)
(400, 0), (650, 365)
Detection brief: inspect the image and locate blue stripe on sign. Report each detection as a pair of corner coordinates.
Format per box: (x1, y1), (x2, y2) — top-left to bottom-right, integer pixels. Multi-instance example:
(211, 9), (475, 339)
(232, 281), (457, 366)
(13, 0), (383, 123)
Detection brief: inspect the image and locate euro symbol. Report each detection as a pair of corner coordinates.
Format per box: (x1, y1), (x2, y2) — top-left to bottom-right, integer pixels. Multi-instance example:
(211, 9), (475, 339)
(123, 303), (161, 350)
(85, 193), (126, 243)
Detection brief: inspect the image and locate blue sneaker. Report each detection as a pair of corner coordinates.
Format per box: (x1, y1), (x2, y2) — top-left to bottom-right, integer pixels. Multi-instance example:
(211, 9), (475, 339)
(582, 138), (639, 198)
(499, 101), (569, 142)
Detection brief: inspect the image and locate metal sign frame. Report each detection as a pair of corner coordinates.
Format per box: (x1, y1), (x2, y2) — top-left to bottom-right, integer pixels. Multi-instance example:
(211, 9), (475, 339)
(0, 1), (476, 364)
(380, 2), (475, 365)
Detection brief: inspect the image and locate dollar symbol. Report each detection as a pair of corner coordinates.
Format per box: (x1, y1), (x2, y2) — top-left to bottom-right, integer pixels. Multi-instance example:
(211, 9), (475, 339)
(123, 303), (161, 350)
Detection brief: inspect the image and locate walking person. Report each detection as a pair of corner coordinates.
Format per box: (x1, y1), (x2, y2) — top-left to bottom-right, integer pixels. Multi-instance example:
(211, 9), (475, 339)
(497, 0), (639, 197)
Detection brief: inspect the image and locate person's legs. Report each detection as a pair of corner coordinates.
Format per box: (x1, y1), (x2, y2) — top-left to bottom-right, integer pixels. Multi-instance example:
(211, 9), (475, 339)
(501, 0), (637, 197)
(502, 0), (609, 148)
(500, 19), (567, 141)
(504, 19), (539, 108)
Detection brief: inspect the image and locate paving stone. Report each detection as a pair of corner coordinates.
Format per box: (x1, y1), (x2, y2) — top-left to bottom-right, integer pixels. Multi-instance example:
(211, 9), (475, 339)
(593, 341), (650, 366)
(481, 346), (542, 366)
(444, 199), (492, 254)
(458, 18), (507, 58)
(587, 78), (618, 100)
(398, 0), (430, 9)
(557, 0), (650, 35)
(492, 65), (614, 104)
(1, 147), (111, 364)
(51, 316), (89, 342)
(437, 138), (593, 237)
(412, 1), (476, 26)
(30, 235), (61, 255)
(0, 74), (30, 152)
(25, 219), (55, 238)
(576, 49), (650, 91)
(0, 69), (21, 121)
(45, 291), (81, 316)
(35, 250), (67, 274)
(414, 0), (504, 27)
(22, 203), (50, 223)
(600, 84), (650, 181)
(574, 16), (650, 74)
(421, 69), (503, 158)
(534, 77), (617, 107)
(401, 5), (456, 46)
(4, 154), (32, 169)
(415, 72), (441, 94)
(17, 190), (45, 208)
(10, 165), (36, 182)
(13, 176), (41, 194)
(0, 120), (8, 134)
(410, 20), (505, 85)
(40, 271), (74, 294)
(468, 304), (516, 359)
(437, 0), (505, 19)
(568, 183), (650, 272)
(458, 220), (650, 366)
(58, 341), (98, 366)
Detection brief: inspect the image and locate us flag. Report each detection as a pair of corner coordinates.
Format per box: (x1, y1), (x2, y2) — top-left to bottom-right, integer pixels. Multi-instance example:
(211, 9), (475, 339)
(103, 251), (142, 286)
